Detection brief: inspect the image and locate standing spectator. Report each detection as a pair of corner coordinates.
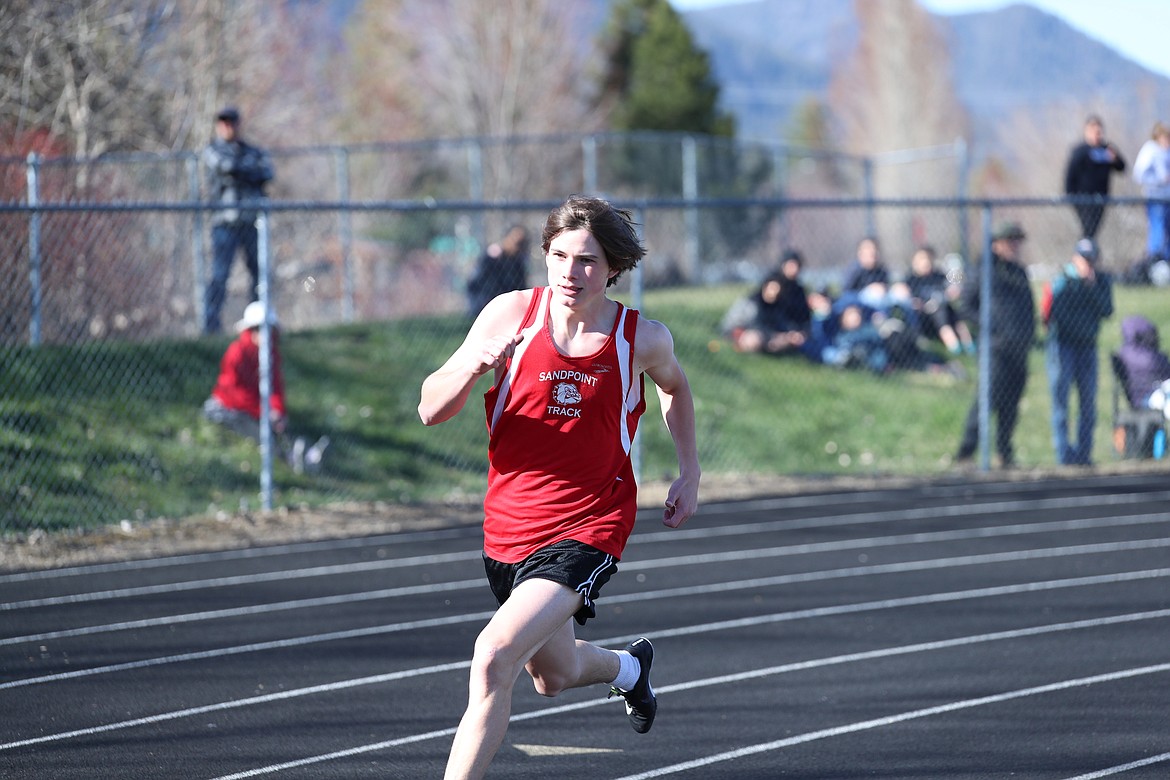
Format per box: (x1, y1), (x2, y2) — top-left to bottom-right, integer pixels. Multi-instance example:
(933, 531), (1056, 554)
(466, 225), (531, 315)
(842, 236), (890, 294)
(1131, 122), (1170, 265)
(1063, 114), (1126, 239)
(905, 245), (975, 355)
(202, 106), (274, 334)
(954, 223), (1036, 468)
(418, 195), (699, 779)
(1041, 238), (1114, 466)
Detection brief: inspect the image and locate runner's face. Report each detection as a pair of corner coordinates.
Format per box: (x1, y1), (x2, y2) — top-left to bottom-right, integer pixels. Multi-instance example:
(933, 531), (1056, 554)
(545, 228), (615, 305)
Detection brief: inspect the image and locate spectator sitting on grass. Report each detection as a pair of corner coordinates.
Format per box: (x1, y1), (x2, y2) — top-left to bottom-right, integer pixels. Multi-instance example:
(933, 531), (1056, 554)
(842, 236), (890, 294)
(201, 302), (328, 473)
(721, 270), (809, 357)
(775, 249), (813, 332)
(905, 245), (975, 355)
(820, 302), (889, 374)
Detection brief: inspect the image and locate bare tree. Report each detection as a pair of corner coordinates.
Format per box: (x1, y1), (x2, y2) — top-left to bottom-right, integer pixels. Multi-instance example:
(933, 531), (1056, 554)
(343, 0), (604, 202)
(0, 0), (175, 156)
(828, 0), (968, 262)
(0, 0), (341, 158)
(148, 0), (344, 153)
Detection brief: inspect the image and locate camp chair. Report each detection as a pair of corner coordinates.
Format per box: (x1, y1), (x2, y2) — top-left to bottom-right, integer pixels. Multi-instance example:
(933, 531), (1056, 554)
(1110, 352), (1166, 459)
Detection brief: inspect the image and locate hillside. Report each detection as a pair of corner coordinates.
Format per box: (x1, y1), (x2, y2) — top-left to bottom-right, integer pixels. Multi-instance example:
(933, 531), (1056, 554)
(679, 1), (1170, 142)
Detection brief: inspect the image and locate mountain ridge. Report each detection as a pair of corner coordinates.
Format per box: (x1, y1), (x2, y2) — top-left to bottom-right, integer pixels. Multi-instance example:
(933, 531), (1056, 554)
(678, 1), (1170, 145)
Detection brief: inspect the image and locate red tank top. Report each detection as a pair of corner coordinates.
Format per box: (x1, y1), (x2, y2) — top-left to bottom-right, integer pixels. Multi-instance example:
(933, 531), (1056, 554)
(482, 287), (646, 563)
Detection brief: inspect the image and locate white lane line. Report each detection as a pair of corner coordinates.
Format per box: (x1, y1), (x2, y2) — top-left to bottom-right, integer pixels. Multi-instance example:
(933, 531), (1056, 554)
(5, 607), (1169, 755)
(610, 663), (1170, 780)
(3, 477), (1063, 584)
(0, 578), (484, 647)
(6, 510), (1164, 646)
(0, 526), (479, 584)
(0, 661), (469, 752)
(635, 489), (1170, 546)
(9, 507), (1170, 622)
(4, 545), (1169, 691)
(603, 547), (1170, 608)
(0, 561), (1165, 696)
(7, 487), (1168, 600)
(0, 610), (497, 691)
(631, 511), (1170, 572)
(0, 550), (483, 611)
(1064, 752), (1170, 778)
(200, 616), (1170, 780)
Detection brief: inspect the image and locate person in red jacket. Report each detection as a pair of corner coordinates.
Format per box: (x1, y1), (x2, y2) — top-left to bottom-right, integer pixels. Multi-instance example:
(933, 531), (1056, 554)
(202, 301), (288, 440)
(201, 303), (329, 473)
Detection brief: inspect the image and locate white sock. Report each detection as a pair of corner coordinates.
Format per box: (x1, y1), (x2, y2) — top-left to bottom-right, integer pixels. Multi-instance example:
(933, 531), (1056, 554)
(612, 650), (641, 691)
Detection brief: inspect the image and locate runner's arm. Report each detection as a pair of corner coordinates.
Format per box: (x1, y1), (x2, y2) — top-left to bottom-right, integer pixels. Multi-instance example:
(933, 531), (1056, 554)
(418, 292), (526, 426)
(638, 319), (701, 528)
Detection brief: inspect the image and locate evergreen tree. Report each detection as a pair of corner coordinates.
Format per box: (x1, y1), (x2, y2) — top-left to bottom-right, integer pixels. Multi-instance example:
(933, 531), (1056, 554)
(600, 0), (733, 136)
(597, 0), (773, 272)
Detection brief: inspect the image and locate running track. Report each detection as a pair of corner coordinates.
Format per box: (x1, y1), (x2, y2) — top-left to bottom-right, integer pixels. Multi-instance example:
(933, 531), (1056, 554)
(2, 473), (1169, 779)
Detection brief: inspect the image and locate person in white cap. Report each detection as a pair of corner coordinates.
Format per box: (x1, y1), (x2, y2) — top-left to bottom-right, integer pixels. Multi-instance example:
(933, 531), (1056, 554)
(201, 301), (287, 440)
(200, 303), (329, 472)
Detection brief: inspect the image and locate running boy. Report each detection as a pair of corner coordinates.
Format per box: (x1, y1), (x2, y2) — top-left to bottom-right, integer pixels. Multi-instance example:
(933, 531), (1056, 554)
(419, 195), (700, 780)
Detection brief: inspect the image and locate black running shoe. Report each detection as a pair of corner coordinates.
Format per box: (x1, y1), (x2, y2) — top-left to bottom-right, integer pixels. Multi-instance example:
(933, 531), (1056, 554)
(608, 637), (656, 733)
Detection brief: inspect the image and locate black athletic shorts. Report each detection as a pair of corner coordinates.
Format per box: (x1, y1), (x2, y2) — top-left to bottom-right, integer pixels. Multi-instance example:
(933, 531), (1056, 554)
(483, 539), (619, 626)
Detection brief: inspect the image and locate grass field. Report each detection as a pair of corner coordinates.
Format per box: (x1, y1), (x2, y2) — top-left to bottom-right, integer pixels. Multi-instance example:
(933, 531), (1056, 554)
(3, 283), (1168, 532)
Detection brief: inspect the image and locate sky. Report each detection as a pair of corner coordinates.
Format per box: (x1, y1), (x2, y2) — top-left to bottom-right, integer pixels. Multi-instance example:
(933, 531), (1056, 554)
(669, 0), (1170, 81)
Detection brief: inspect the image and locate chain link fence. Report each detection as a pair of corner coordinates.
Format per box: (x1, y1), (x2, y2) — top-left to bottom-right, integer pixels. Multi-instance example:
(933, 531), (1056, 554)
(4, 135), (1167, 533)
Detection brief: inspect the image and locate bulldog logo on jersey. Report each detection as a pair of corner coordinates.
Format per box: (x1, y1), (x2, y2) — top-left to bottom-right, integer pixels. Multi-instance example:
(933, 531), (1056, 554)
(552, 382), (582, 405)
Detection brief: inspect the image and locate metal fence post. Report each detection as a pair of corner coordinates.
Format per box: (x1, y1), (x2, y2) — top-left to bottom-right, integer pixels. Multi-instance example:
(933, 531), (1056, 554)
(257, 209), (275, 511)
(467, 139), (485, 244)
(977, 204), (993, 471)
(772, 144), (790, 250)
(335, 147), (355, 321)
(26, 153), (42, 347)
(955, 138), (970, 259)
(682, 135), (699, 280)
(187, 154), (205, 332)
(583, 134), (598, 195)
(862, 156), (876, 238)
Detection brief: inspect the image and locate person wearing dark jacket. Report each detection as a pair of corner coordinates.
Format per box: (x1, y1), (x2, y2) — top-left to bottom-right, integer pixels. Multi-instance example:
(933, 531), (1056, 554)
(1117, 314), (1170, 412)
(466, 225), (531, 315)
(955, 222), (1036, 467)
(1063, 115), (1126, 239)
(842, 237), (890, 294)
(776, 249), (813, 331)
(202, 106), (274, 334)
(1042, 238), (1113, 465)
(720, 270), (809, 356)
